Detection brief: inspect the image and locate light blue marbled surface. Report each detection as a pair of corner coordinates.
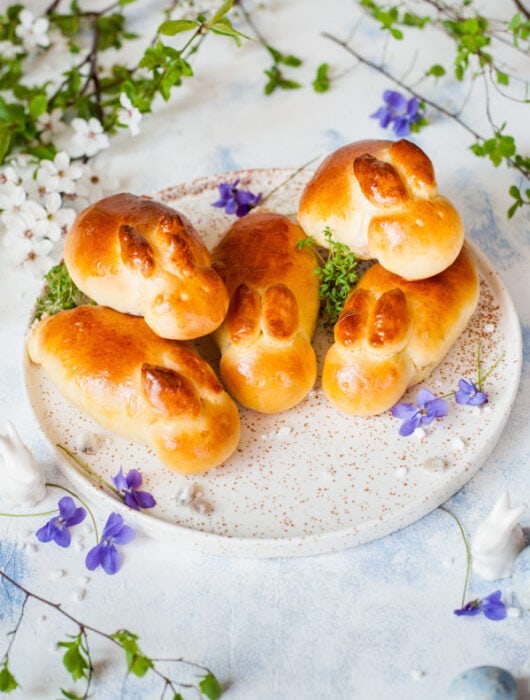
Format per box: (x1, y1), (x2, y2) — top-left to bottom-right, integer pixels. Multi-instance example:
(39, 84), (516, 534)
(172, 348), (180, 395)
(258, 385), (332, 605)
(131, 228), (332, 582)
(1, 1), (529, 698)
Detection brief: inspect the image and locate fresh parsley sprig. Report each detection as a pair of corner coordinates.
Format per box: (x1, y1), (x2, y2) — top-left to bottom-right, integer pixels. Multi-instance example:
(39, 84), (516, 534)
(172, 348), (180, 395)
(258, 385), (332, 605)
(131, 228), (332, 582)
(298, 227), (358, 327)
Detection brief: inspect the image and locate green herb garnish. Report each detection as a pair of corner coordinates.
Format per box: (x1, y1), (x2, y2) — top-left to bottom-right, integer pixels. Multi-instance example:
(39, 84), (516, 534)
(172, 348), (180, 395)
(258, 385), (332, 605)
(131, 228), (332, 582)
(298, 226), (358, 327)
(34, 262), (94, 321)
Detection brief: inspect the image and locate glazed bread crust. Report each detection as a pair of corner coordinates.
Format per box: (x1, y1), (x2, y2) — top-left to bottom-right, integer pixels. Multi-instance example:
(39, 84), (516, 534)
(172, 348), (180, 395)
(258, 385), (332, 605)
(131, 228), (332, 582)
(211, 210), (320, 414)
(64, 193), (229, 340)
(297, 139), (464, 280)
(322, 243), (480, 416)
(27, 305), (240, 474)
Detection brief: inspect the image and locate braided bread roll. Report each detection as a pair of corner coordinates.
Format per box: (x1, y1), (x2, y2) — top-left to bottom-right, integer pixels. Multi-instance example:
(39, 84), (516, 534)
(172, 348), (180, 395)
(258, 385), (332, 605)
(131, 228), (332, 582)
(298, 139), (464, 280)
(64, 193), (229, 340)
(211, 211), (320, 414)
(27, 305), (240, 474)
(322, 244), (479, 416)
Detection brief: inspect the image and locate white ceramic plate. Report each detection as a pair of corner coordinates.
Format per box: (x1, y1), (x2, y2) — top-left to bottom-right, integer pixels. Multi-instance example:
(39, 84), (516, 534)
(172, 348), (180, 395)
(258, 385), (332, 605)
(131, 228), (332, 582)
(24, 169), (522, 558)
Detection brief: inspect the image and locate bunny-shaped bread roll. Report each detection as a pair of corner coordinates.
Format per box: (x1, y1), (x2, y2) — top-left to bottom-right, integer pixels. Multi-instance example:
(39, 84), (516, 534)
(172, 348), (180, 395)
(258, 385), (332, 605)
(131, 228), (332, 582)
(27, 305), (240, 474)
(211, 211), (320, 414)
(64, 193), (229, 340)
(322, 243), (479, 416)
(298, 139), (464, 280)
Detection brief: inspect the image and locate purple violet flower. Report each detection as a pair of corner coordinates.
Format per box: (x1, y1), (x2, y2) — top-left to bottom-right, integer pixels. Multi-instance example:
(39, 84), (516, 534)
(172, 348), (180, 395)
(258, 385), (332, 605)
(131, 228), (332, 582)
(35, 496), (86, 548)
(85, 512), (135, 575)
(212, 179), (262, 217)
(371, 89), (424, 138)
(455, 378), (488, 406)
(111, 467), (156, 511)
(392, 388), (448, 436)
(454, 590), (507, 621)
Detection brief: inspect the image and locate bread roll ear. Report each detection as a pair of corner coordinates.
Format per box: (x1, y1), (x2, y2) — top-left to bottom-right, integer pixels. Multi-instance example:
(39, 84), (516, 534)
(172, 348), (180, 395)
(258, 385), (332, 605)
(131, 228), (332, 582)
(298, 139), (464, 280)
(64, 193), (229, 340)
(26, 305), (240, 474)
(211, 210), (320, 414)
(322, 243), (480, 416)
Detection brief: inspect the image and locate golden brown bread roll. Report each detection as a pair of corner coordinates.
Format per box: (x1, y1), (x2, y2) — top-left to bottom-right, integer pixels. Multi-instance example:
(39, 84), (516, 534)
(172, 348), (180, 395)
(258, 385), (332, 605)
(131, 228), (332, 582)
(63, 193), (229, 340)
(211, 210), (320, 414)
(27, 305), (240, 474)
(297, 139), (464, 280)
(322, 243), (479, 416)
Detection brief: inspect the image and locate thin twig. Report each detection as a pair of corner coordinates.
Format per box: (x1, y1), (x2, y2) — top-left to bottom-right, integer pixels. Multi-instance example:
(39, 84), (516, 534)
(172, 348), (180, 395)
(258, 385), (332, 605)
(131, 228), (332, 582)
(322, 31), (529, 181)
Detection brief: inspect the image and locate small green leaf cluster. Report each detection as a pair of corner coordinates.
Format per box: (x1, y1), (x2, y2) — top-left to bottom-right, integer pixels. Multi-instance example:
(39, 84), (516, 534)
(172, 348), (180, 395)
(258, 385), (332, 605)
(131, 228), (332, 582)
(470, 126), (516, 167)
(112, 629), (154, 678)
(59, 631), (90, 695)
(264, 45), (303, 95)
(33, 262), (94, 321)
(508, 12), (530, 45)
(0, 0), (247, 166)
(298, 227), (358, 327)
(442, 15), (492, 81)
(508, 185), (530, 219)
(359, 0), (430, 39)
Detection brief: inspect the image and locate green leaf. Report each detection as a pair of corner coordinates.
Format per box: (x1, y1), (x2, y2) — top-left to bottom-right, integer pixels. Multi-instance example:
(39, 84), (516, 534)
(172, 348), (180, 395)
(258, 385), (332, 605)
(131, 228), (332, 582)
(0, 123), (13, 165)
(112, 629), (153, 678)
(58, 634), (89, 683)
(158, 19), (199, 36)
(199, 672), (223, 700)
(267, 45), (302, 67)
(0, 661), (19, 692)
(207, 0), (234, 27)
(29, 93), (47, 119)
(312, 62), (330, 93)
(59, 689), (85, 699)
(210, 17), (251, 46)
(496, 69), (509, 86)
(426, 63), (445, 78)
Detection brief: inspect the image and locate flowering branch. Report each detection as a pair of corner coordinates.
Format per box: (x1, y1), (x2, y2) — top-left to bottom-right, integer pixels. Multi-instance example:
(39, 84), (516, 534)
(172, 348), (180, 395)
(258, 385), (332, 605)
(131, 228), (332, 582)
(0, 1), (248, 276)
(0, 568), (223, 698)
(322, 0), (530, 218)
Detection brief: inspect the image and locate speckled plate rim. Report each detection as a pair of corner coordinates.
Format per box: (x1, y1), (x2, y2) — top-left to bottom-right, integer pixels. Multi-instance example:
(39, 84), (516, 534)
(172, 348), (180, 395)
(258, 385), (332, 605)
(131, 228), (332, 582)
(23, 170), (523, 558)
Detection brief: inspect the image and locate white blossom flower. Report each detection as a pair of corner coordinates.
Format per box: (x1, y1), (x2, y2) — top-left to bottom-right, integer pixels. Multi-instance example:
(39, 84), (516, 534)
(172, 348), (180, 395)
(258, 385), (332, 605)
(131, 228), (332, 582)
(73, 159), (119, 208)
(15, 9), (50, 51)
(0, 166), (19, 187)
(68, 117), (110, 158)
(36, 108), (66, 145)
(0, 186), (45, 232)
(0, 167), (21, 209)
(3, 217), (55, 270)
(0, 40), (20, 59)
(36, 151), (84, 194)
(117, 94), (142, 137)
(34, 192), (76, 241)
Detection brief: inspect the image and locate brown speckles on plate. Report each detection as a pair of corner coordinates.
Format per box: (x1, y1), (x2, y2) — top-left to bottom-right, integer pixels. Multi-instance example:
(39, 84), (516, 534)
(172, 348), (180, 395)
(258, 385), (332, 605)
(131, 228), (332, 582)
(23, 169), (522, 557)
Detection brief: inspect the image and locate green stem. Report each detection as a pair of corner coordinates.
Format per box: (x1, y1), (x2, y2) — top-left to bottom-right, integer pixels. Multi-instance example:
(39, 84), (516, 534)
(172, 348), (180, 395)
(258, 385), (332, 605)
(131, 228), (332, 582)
(260, 154), (321, 206)
(56, 443), (120, 499)
(0, 508), (58, 518)
(439, 505), (472, 607)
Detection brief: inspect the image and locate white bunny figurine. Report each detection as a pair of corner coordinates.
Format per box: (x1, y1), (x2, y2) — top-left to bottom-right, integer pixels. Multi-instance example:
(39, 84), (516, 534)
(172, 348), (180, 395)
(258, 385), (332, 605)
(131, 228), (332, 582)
(471, 492), (527, 580)
(0, 421), (47, 508)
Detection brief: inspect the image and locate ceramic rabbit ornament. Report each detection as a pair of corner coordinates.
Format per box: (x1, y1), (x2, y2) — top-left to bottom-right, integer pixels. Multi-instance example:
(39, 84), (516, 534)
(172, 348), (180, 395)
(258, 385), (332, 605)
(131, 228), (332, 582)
(0, 421), (46, 508)
(471, 492), (527, 580)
